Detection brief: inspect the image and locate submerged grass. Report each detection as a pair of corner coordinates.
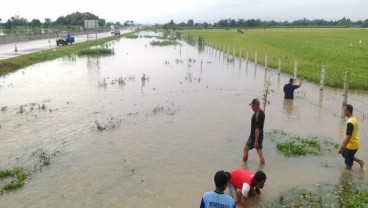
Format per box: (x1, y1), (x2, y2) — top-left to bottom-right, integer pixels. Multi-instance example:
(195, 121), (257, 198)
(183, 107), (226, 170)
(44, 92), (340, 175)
(181, 28), (368, 90)
(78, 47), (113, 56)
(150, 40), (178, 46)
(270, 178), (368, 207)
(0, 31), (137, 77)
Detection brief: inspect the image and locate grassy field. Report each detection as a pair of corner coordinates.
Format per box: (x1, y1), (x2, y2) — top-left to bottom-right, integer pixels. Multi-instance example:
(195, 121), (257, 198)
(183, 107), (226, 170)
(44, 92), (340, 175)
(181, 28), (368, 90)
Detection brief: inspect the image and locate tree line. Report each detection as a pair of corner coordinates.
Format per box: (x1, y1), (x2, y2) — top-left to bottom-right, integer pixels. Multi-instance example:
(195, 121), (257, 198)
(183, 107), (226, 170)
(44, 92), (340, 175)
(162, 17), (368, 29)
(0, 12), (135, 30)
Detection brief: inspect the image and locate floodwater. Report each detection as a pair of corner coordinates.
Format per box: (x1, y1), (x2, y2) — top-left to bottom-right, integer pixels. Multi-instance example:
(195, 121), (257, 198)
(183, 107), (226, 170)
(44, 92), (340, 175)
(0, 31), (367, 207)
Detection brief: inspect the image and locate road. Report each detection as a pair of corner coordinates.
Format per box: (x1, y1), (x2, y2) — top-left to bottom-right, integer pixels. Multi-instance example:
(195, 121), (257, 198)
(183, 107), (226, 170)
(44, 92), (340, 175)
(0, 30), (132, 60)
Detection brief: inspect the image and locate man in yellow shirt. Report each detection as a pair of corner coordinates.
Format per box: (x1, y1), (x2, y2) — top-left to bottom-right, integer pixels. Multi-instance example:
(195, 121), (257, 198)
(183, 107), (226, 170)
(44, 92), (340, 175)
(338, 104), (365, 170)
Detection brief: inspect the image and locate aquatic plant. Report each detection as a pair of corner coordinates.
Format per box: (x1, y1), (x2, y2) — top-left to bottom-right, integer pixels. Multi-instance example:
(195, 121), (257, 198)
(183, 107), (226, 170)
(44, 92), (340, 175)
(18, 105), (25, 114)
(0, 167), (28, 194)
(276, 136), (321, 157)
(125, 35), (139, 39)
(78, 46), (114, 56)
(95, 117), (121, 131)
(1, 106), (7, 111)
(150, 40), (178, 46)
(262, 76), (271, 112)
(267, 130), (339, 157)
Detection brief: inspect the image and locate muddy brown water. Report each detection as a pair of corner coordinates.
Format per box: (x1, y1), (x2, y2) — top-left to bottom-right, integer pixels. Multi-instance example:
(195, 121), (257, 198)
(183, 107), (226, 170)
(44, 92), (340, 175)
(0, 32), (367, 207)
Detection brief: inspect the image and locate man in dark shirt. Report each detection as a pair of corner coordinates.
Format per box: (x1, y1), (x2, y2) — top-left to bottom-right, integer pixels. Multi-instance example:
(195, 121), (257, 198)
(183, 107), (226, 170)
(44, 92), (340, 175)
(243, 98), (266, 165)
(283, 78), (302, 99)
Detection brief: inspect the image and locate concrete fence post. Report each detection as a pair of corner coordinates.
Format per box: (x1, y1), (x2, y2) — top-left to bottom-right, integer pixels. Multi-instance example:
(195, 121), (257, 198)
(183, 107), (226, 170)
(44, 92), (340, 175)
(320, 65), (326, 90)
(265, 54), (268, 70)
(342, 71), (350, 108)
(278, 57), (281, 74)
(255, 51), (258, 66)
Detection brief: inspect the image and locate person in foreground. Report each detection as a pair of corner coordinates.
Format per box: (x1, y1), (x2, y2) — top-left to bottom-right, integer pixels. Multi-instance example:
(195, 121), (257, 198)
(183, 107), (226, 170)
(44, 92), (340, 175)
(338, 104), (365, 170)
(200, 170), (236, 208)
(243, 98), (266, 165)
(228, 168), (267, 207)
(283, 78), (302, 99)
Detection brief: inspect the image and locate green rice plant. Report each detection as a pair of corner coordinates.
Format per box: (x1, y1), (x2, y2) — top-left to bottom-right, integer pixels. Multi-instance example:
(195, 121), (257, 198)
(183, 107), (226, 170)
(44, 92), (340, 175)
(0, 167), (28, 194)
(150, 40), (178, 46)
(181, 28), (368, 90)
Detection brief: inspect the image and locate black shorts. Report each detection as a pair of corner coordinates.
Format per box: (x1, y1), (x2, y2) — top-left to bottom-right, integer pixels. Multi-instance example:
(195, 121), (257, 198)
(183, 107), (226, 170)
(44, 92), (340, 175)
(342, 148), (358, 166)
(246, 137), (263, 149)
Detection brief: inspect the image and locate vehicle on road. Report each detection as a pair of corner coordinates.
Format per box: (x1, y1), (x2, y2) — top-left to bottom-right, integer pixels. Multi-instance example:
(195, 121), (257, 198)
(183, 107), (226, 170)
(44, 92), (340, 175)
(56, 32), (75, 46)
(111, 29), (121, 35)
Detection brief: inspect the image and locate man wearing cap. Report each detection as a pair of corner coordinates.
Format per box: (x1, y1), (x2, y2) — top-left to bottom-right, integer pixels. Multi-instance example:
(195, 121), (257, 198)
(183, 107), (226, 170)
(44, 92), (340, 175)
(228, 168), (267, 207)
(243, 98), (266, 165)
(283, 78), (302, 99)
(200, 170), (236, 208)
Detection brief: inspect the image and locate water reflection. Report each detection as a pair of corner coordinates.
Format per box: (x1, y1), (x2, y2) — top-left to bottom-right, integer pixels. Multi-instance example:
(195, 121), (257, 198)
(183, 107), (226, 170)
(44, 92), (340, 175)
(86, 56), (101, 71)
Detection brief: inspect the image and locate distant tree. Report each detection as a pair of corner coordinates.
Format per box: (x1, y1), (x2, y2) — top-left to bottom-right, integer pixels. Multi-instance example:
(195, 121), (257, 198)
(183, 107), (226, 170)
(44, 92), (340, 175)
(30, 19), (42, 28)
(44, 18), (52, 27)
(202, 22), (209, 29)
(363, 19), (368, 27)
(187, 19), (194, 26)
(4, 19), (12, 29)
(10, 15), (28, 26)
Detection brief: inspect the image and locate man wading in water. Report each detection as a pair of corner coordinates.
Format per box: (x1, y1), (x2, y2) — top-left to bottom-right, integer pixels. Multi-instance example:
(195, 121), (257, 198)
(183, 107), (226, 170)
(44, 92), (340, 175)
(243, 98), (266, 165)
(338, 104), (365, 170)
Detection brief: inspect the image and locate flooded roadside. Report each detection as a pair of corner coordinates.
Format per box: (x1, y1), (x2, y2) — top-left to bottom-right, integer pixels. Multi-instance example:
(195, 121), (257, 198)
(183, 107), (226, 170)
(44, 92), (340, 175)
(0, 31), (367, 207)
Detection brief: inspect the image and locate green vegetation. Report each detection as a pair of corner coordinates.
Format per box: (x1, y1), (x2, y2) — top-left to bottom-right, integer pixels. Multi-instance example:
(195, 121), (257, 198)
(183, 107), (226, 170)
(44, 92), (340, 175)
(0, 167), (28, 194)
(276, 136), (321, 157)
(270, 179), (368, 207)
(78, 46), (114, 56)
(181, 28), (368, 89)
(150, 40), (179, 46)
(125, 35), (139, 39)
(0, 32), (136, 77)
(267, 129), (339, 157)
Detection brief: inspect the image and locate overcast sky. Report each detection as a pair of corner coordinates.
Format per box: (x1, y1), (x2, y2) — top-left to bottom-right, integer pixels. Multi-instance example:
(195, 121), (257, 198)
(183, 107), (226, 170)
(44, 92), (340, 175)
(1, 0), (367, 24)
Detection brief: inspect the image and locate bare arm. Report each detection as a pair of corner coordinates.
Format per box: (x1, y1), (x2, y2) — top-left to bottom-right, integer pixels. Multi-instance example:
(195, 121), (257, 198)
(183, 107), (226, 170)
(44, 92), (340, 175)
(240, 195), (248, 208)
(298, 78), (303, 87)
(339, 135), (351, 154)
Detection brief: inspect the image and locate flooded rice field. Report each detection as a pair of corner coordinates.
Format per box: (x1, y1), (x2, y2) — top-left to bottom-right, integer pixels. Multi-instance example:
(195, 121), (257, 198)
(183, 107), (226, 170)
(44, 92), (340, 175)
(0, 31), (367, 207)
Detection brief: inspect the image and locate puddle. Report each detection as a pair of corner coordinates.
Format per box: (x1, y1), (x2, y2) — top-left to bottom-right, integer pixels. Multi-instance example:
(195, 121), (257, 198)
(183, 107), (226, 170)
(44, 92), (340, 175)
(0, 31), (367, 207)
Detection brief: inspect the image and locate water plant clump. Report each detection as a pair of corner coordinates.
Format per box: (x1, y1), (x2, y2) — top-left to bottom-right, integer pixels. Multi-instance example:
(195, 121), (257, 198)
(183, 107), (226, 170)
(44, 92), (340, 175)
(78, 47), (114, 56)
(95, 117), (122, 131)
(267, 130), (339, 157)
(125, 35), (139, 39)
(276, 136), (321, 157)
(0, 167), (28, 194)
(150, 40), (179, 46)
(1, 106), (7, 111)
